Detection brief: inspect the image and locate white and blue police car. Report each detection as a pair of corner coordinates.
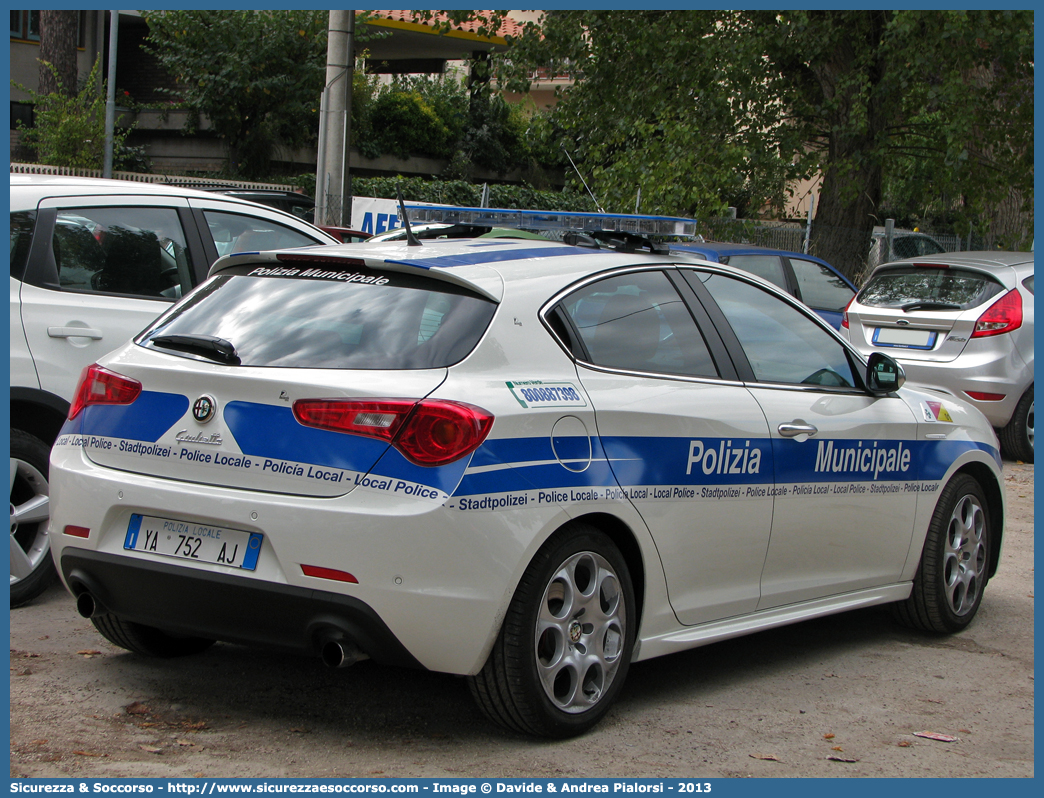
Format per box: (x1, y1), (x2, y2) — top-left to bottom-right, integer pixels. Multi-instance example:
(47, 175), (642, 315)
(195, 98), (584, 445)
(48, 208), (1004, 738)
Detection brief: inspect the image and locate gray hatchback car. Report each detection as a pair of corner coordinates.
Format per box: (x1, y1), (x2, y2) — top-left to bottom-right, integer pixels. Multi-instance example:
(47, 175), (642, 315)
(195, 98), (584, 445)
(841, 252), (1034, 461)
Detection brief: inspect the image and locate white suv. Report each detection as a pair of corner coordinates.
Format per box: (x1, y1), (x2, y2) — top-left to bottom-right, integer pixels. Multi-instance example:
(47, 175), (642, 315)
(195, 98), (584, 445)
(9, 175), (338, 605)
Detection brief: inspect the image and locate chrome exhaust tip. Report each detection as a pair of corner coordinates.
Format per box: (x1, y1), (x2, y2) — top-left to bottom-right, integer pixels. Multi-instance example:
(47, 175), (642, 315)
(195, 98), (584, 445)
(320, 638), (368, 669)
(75, 591), (100, 619)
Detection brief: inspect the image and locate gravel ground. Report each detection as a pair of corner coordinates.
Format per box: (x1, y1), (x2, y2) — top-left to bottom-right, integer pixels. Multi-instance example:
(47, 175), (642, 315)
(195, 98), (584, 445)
(9, 463), (1033, 779)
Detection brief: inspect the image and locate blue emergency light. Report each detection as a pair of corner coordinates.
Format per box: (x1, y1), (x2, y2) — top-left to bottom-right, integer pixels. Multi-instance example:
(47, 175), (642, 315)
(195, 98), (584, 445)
(404, 205), (699, 238)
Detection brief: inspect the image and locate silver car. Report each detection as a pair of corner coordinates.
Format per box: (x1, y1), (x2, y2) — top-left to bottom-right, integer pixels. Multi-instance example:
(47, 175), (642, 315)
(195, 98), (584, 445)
(867, 228), (946, 271)
(841, 252), (1034, 461)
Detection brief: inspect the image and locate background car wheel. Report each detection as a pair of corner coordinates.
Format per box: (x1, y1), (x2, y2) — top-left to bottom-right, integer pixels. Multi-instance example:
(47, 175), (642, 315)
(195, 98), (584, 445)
(90, 612), (215, 658)
(999, 386), (1033, 463)
(468, 523), (636, 738)
(10, 429), (57, 607)
(893, 473), (990, 634)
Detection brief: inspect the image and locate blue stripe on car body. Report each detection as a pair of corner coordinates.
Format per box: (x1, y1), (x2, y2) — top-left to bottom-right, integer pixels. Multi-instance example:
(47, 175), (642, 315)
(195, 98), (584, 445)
(384, 246), (595, 271)
(60, 397), (998, 496)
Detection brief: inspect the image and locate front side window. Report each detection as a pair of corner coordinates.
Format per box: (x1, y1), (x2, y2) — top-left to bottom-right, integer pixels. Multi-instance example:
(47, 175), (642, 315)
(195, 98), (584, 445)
(203, 210), (323, 257)
(790, 258), (855, 311)
(141, 266), (497, 370)
(53, 207), (193, 300)
(692, 271), (856, 388)
(557, 270), (718, 378)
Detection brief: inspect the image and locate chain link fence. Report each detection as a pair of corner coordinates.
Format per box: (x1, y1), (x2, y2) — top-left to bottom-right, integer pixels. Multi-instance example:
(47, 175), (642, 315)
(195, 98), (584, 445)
(694, 216), (1004, 285)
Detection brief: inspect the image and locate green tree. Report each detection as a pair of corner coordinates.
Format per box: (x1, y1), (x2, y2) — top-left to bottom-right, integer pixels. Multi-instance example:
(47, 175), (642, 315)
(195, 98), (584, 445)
(492, 10), (1033, 275)
(142, 10), (329, 178)
(492, 12), (805, 218)
(760, 10), (1033, 271)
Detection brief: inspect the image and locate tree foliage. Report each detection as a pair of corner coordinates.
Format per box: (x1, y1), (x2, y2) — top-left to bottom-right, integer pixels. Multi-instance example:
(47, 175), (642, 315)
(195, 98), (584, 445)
(351, 73), (546, 178)
(142, 10), (329, 179)
(493, 12), (806, 218)
(491, 10), (1033, 274)
(141, 10), (540, 180)
(762, 10), (1034, 269)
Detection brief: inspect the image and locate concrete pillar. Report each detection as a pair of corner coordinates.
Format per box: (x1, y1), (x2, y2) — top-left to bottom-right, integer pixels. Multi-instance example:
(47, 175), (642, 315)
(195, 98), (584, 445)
(316, 10), (354, 227)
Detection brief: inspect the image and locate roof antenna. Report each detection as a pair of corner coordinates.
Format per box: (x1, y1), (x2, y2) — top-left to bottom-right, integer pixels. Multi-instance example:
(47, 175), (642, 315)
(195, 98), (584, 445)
(561, 145), (605, 214)
(396, 185), (422, 247)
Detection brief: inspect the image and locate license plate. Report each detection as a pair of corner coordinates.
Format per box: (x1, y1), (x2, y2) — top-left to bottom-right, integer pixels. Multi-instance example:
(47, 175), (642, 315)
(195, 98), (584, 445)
(124, 514), (262, 570)
(872, 327), (937, 349)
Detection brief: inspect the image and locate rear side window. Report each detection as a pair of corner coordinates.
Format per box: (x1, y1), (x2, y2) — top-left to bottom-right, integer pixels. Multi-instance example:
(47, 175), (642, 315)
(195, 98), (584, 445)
(10, 211), (36, 279)
(789, 258), (855, 311)
(141, 265), (497, 369)
(53, 207), (193, 300)
(858, 267), (1005, 310)
(893, 235), (944, 258)
(204, 210), (322, 257)
(722, 254), (787, 291)
(556, 270), (719, 378)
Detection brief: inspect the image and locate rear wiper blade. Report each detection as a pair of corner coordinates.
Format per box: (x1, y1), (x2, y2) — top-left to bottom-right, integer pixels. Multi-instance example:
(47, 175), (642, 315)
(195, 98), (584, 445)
(900, 300), (962, 312)
(150, 334), (241, 365)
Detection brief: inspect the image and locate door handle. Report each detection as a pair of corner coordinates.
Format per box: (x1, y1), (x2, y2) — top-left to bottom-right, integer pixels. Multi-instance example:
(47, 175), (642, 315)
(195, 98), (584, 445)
(778, 421), (818, 438)
(47, 326), (103, 340)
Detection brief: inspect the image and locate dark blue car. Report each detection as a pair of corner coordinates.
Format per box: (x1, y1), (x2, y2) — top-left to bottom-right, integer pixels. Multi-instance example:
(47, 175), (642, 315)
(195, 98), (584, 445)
(670, 242), (856, 329)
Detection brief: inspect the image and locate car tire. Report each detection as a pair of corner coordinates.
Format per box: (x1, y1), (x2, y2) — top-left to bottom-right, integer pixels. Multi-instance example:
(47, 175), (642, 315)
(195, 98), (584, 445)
(999, 386), (1033, 463)
(90, 612), (215, 658)
(468, 523), (635, 738)
(10, 429), (58, 607)
(893, 473), (990, 634)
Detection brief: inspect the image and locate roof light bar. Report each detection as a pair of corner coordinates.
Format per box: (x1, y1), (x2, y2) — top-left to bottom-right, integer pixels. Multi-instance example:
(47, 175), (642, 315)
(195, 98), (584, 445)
(405, 205), (699, 238)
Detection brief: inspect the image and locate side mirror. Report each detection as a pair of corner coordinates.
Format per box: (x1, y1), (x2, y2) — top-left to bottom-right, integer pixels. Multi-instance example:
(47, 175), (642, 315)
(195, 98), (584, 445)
(867, 352), (906, 395)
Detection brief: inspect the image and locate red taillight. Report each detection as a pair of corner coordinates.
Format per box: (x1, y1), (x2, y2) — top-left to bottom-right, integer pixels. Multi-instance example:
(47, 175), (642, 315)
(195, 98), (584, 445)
(971, 289), (1022, 338)
(293, 398), (494, 466)
(68, 364), (142, 420)
(293, 399), (413, 442)
(395, 401), (494, 466)
(841, 296), (856, 329)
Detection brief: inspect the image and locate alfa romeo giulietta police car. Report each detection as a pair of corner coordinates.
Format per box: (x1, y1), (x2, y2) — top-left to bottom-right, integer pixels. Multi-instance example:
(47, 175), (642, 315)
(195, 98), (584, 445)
(48, 209), (1004, 738)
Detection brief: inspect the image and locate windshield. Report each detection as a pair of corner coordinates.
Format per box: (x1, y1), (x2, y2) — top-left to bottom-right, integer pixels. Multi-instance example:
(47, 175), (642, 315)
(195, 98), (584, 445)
(140, 266), (497, 369)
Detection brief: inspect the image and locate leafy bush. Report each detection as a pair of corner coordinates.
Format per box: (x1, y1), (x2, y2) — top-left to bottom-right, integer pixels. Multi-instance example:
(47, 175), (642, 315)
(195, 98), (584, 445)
(350, 73), (558, 177)
(363, 90), (454, 160)
(349, 175), (594, 211)
(12, 58), (141, 170)
(278, 173), (592, 212)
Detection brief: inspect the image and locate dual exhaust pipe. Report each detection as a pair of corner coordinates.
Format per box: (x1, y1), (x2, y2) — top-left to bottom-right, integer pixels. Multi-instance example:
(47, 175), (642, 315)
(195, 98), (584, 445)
(76, 589), (368, 670)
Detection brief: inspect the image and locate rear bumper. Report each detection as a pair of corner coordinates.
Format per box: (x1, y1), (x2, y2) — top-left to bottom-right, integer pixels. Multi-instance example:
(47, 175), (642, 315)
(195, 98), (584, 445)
(898, 355), (1031, 428)
(843, 333), (1031, 429)
(61, 549), (423, 669)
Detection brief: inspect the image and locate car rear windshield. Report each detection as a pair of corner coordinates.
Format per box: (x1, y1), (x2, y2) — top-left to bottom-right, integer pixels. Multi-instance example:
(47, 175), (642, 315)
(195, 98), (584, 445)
(857, 266), (1005, 310)
(139, 264), (497, 369)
